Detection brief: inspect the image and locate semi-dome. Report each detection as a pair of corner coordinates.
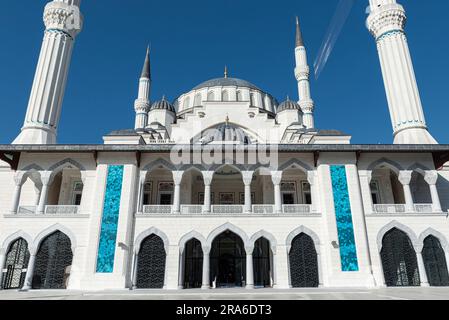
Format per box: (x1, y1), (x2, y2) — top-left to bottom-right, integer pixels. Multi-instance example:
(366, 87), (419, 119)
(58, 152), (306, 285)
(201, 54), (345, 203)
(192, 122), (254, 145)
(150, 97), (176, 113)
(193, 77), (261, 91)
(277, 98), (302, 113)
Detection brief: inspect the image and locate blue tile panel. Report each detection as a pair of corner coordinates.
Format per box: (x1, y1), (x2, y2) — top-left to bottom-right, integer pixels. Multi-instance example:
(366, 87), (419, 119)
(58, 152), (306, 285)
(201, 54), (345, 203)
(96, 165), (124, 273)
(330, 165), (359, 272)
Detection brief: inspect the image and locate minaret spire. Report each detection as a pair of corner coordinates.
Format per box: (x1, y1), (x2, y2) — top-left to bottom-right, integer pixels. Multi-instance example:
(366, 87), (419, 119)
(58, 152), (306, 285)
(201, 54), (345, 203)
(134, 47), (152, 132)
(294, 16), (315, 129)
(13, 0), (83, 144)
(367, 0), (437, 144)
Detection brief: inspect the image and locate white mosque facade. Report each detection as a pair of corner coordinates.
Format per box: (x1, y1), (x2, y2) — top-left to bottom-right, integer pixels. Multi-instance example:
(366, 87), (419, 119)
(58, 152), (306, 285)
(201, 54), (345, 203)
(1, 0), (449, 291)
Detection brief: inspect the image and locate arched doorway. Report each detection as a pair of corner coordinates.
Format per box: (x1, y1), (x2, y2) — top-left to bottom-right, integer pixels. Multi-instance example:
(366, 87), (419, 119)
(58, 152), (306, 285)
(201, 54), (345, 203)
(136, 234), (166, 289)
(33, 231), (73, 289)
(183, 239), (203, 289)
(422, 235), (449, 286)
(289, 233), (319, 288)
(380, 228), (420, 287)
(253, 238), (272, 288)
(210, 231), (246, 288)
(2, 238), (30, 289)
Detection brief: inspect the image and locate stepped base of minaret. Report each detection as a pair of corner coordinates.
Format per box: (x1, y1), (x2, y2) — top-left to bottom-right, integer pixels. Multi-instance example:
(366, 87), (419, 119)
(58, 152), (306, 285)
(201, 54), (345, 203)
(12, 127), (56, 145)
(394, 128), (438, 145)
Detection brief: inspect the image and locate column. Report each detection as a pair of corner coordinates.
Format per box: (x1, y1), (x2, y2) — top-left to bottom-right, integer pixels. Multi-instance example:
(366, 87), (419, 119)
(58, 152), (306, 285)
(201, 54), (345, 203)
(172, 171), (184, 214)
(242, 171), (254, 213)
(425, 171), (442, 213)
(202, 247), (211, 289)
(399, 171), (414, 212)
(317, 251), (324, 287)
(178, 250), (184, 289)
(137, 173), (146, 214)
(359, 171), (374, 214)
(307, 171), (319, 212)
(0, 251), (6, 289)
(271, 171), (283, 214)
(10, 174), (24, 214)
(246, 248), (255, 289)
(22, 253), (36, 291)
(35, 185), (42, 206)
(416, 249), (430, 287)
(37, 172), (52, 214)
(271, 250), (277, 287)
(131, 252), (139, 289)
(202, 171), (214, 214)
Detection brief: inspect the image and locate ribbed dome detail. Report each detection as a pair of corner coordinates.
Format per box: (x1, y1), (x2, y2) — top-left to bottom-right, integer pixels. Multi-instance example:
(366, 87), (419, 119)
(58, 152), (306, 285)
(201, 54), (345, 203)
(277, 99), (302, 113)
(193, 123), (252, 144)
(150, 98), (176, 113)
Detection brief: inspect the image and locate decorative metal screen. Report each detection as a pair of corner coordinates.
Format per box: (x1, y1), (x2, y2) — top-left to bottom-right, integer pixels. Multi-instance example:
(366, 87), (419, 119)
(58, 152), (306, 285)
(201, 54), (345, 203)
(183, 239), (203, 289)
(33, 231), (73, 289)
(423, 236), (449, 287)
(136, 235), (166, 289)
(253, 238), (271, 288)
(380, 228), (420, 287)
(289, 233), (319, 288)
(2, 238), (30, 290)
(210, 231), (246, 288)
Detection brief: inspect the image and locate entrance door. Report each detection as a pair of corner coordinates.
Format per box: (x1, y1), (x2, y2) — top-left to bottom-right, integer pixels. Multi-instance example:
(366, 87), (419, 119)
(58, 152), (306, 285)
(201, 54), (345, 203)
(253, 238), (272, 288)
(2, 238), (30, 290)
(422, 236), (449, 286)
(210, 231), (246, 288)
(184, 239), (203, 289)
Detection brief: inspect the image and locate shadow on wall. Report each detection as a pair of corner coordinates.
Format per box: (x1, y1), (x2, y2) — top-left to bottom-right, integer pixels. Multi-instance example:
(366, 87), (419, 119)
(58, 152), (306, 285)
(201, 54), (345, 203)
(437, 175), (449, 212)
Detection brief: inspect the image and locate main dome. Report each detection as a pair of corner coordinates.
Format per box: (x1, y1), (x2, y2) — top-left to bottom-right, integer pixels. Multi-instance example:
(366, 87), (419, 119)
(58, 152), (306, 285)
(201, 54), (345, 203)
(192, 77), (262, 91)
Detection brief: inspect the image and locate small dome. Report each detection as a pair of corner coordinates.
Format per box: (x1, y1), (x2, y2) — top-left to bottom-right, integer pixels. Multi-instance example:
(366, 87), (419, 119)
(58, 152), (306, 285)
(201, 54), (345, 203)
(277, 98), (302, 113)
(150, 97), (176, 113)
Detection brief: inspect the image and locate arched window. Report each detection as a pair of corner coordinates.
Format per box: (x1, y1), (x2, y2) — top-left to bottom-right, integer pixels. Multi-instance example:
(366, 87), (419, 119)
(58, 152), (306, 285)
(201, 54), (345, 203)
(33, 231), (73, 289)
(380, 228), (420, 287)
(136, 234), (166, 289)
(183, 97), (191, 109)
(222, 91), (229, 102)
(183, 238), (203, 289)
(207, 91), (215, 102)
(194, 93), (202, 106)
(236, 91), (243, 102)
(423, 235), (449, 286)
(289, 233), (319, 288)
(250, 93), (256, 107)
(2, 238), (30, 289)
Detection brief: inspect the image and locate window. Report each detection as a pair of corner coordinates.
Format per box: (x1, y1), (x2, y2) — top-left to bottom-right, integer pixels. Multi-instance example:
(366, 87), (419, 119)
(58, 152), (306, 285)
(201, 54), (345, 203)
(219, 193), (235, 205)
(198, 192), (215, 205)
(239, 192), (255, 205)
(250, 93), (256, 106)
(143, 182), (152, 205)
(301, 182), (312, 205)
(281, 182), (296, 204)
(194, 93), (202, 106)
(71, 181), (83, 205)
(236, 91), (243, 102)
(370, 180), (381, 204)
(207, 91), (215, 101)
(158, 182), (174, 205)
(222, 91), (229, 102)
(183, 97), (191, 109)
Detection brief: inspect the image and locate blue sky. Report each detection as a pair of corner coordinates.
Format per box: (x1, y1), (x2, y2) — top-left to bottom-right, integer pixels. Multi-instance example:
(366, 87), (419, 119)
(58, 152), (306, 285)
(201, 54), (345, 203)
(0, 0), (448, 144)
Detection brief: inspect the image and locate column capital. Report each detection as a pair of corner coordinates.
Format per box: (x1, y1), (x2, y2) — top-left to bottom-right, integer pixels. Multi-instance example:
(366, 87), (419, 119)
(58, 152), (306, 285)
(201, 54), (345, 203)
(13, 172), (25, 186)
(241, 171), (254, 186)
(359, 170), (373, 182)
(40, 171), (53, 186)
(172, 171), (184, 185)
(201, 171), (214, 186)
(398, 170), (413, 185)
(271, 171), (283, 185)
(424, 170), (439, 185)
(307, 170), (316, 185)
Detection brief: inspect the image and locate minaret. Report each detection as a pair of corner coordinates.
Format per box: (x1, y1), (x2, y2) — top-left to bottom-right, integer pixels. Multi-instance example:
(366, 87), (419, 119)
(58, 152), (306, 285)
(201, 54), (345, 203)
(134, 47), (151, 132)
(13, 0), (83, 144)
(294, 17), (315, 129)
(367, 0), (437, 144)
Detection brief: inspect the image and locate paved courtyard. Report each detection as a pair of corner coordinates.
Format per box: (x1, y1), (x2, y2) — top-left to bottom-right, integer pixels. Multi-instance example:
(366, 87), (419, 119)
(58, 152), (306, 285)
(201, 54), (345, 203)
(0, 287), (448, 300)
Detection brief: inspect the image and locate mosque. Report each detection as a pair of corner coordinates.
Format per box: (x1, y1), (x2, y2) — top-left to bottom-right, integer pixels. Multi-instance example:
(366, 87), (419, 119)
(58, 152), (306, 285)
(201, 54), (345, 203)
(0, 0), (449, 291)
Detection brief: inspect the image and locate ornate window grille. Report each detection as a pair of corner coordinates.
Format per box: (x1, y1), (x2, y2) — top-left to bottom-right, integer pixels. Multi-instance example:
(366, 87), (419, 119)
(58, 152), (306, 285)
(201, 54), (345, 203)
(183, 239), (203, 289)
(2, 238), (30, 290)
(422, 235), (449, 286)
(136, 235), (166, 289)
(33, 231), (73, 289)
(289, 233), (319, 288)
(380, 228), (421, 287)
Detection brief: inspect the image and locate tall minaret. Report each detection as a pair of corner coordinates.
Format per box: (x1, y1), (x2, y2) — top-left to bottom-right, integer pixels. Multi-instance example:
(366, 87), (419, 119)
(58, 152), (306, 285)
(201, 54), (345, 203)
(134, 47), (151, 132)
(367, 0), (437, 144)
(13, 0), (83, 145)
(294, 17), (315, 129)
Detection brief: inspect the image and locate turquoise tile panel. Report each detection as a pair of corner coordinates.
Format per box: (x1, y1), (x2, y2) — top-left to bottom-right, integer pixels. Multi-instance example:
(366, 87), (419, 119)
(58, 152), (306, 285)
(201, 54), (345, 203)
(96, 165), (124, 273)
(330, 165), (359, 272)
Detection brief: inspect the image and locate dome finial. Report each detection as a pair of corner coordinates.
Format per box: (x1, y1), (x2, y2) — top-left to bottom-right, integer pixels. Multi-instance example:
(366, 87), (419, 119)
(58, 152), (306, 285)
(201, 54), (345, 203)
(225, 114), (230, 125)
(224, 65), (228, 78)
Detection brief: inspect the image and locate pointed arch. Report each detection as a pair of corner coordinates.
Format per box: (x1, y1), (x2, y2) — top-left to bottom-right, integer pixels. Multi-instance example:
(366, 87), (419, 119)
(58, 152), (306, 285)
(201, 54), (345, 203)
(249, 230), (277, 254)
(278, 159), (313, 173)
(367, 158), (403, 174)
(1, 230), (33, 255)
(142, 158), (176, 172)
(179, 231), (207, 253)
(419, 228), (449, 253)
(134, 227), (169, 254)
(179, 164), (206, 172)
(206, 223), (250, 249)
(32, 224), (77, 255)
(408, 163), (431, 176)
(286, 226), (321, 254)
(210, 163), (245, 173)
(49, 158), (85, 172)
(376, 221), (419, 252)
(21, 164), (44, 172)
